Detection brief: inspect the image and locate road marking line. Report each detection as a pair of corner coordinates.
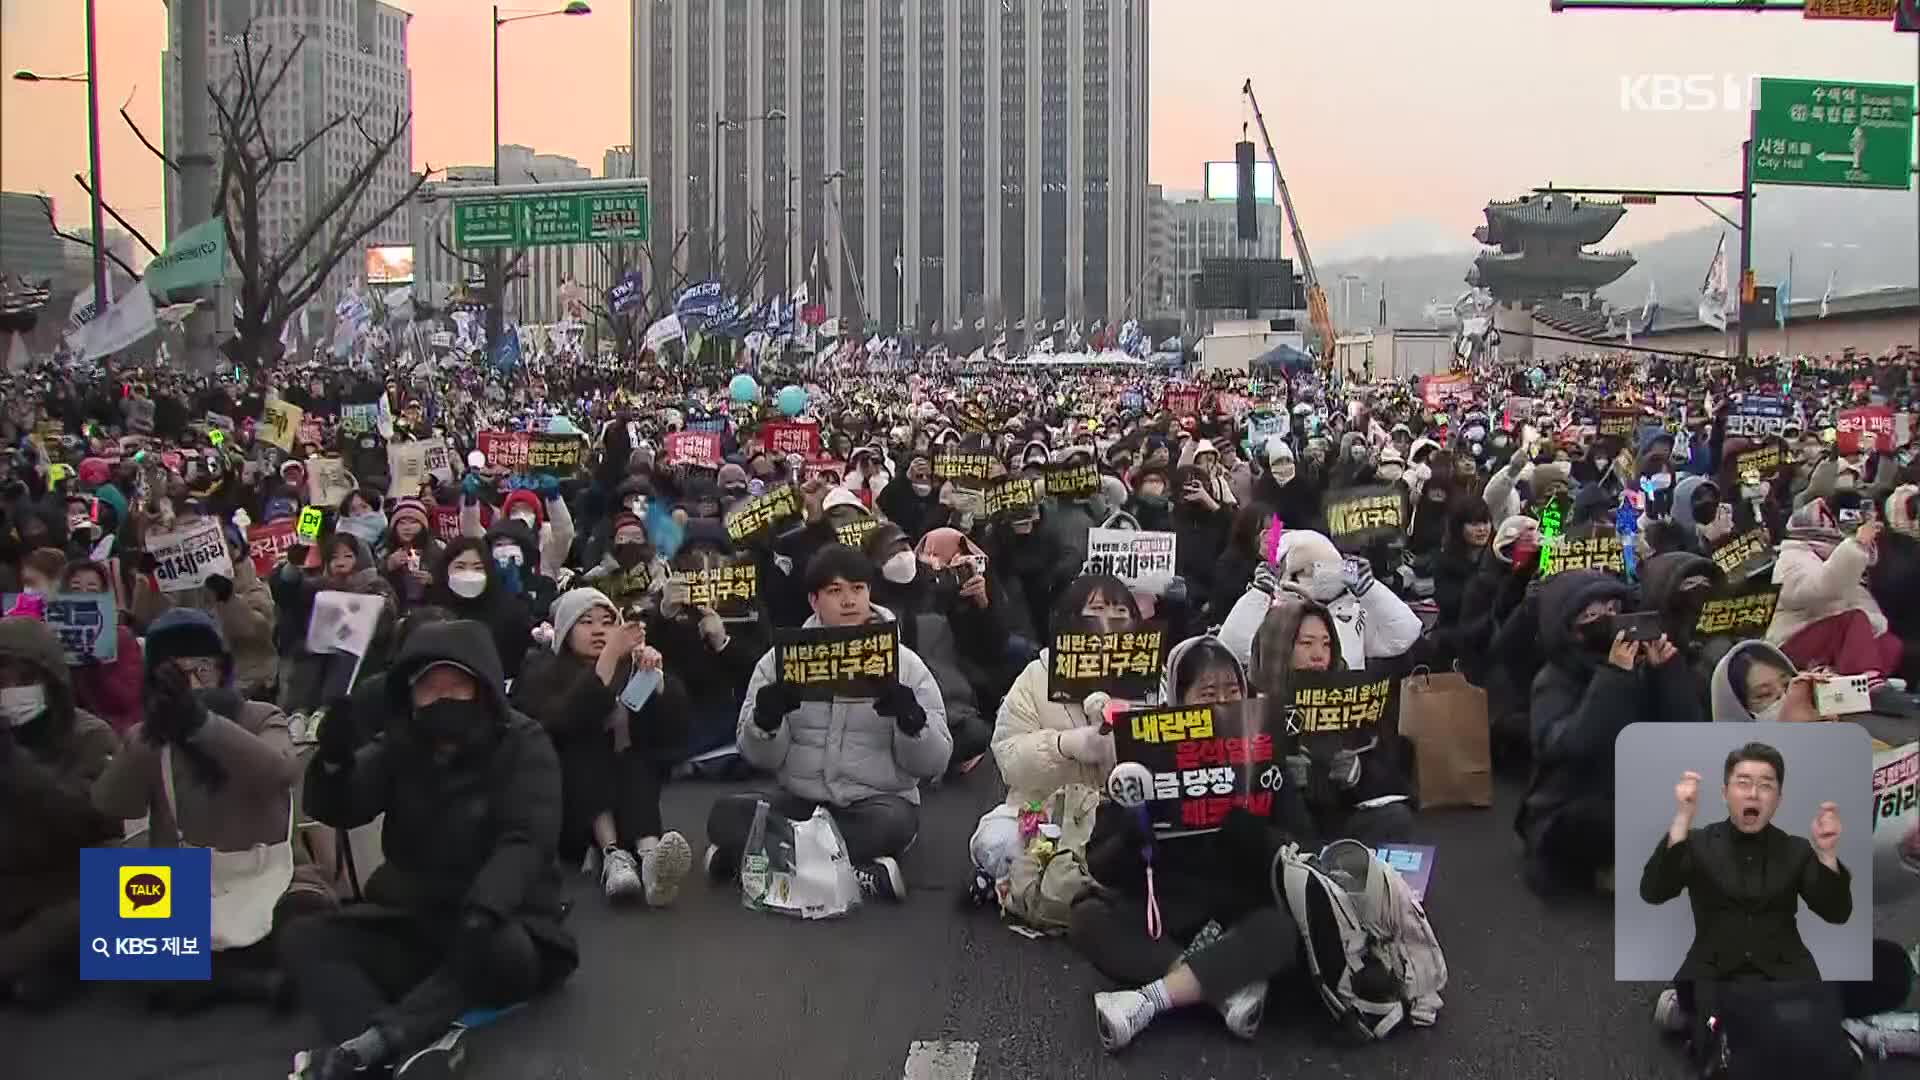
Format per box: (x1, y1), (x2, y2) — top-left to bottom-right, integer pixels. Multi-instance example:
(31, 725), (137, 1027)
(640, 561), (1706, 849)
(902, 1039), (979, 1080)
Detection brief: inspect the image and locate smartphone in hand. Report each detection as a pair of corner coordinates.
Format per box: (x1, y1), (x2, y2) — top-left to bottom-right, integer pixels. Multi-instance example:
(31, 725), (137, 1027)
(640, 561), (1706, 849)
(1613, 611), (1665, 643)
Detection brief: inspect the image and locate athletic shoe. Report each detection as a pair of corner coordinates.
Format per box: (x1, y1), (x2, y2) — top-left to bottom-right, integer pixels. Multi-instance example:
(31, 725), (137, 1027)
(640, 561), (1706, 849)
(1219, 981), (1267, 1040)
(703, 843), (733, 883)
(394, 1028), (466, 1079)
(1093, 989), (1154, 1052)
(290, 1046), (381, 1080)
(600, 847), (643, 902)
(1845, 1014), (1920, 1059)
(1652, 987), (1688, 1035)
(853, 857), (906, 901)
(641, 831), (693, 907)
(579, 847), (600, 877)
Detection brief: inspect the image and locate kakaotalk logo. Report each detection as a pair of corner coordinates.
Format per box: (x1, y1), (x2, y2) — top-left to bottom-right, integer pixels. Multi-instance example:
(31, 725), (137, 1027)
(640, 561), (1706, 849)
(118, 865), (171, 919)
(1618, 74), (1762, 113)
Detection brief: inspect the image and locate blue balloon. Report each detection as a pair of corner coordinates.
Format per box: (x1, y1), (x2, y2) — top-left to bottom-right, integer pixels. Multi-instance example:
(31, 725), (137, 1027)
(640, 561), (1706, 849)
(729, 373), (760, 404)
(777, 384), (808, 417)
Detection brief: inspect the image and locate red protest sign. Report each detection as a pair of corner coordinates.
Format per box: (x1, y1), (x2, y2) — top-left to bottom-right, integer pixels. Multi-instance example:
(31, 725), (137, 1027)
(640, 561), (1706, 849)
(665, 431), (722, 468)
(1165, 386), (1201, 417)
(761, 421), (821, 458)
(247, 520), (297, 576)
(1837, 405), (1894, 454)
(1420, 373), (1472, 409)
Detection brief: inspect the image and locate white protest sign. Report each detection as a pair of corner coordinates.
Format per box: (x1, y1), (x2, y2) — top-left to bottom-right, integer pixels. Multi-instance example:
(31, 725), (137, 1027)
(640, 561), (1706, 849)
(306, 590), (383, 657)
(145, 518), (234, 593)
(1084, 528), (1178, 594)
(306, 456), (355, 508)
(1873, 741), (1920, 903)
(386, 438), (451, 497)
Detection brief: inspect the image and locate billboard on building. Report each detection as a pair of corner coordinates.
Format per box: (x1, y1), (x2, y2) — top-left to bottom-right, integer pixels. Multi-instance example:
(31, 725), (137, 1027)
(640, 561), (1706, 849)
(364, 245), (415, 285)
(1203, 161), (1276, 203)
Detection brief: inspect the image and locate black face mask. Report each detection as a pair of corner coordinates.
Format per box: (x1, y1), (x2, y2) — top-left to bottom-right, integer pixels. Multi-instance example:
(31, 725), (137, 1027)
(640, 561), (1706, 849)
(614, 542), (647, 569)
(1575, 617), (1615, 653)
(724, 485), (747, 500)
(407, 698), (492, 759)
(1693, 499), (1720, 525)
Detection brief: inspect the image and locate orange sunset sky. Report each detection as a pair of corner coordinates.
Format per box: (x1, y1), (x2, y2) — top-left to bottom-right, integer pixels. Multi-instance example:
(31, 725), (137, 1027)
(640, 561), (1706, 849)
(2, 0), (1914, 260)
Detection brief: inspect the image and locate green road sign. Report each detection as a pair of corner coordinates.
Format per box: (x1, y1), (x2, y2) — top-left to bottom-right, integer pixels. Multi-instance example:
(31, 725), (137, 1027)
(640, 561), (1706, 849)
(1752, 78), (1914, 191)
(452, 185), (650, 249)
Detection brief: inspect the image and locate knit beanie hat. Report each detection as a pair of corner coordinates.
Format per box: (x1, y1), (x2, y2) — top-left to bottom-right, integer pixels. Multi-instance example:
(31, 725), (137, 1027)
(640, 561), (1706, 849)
(550, 587), (618, 654)
(501, 489), (545, 526)
(389, 497), (430, 533)
(1888, 484), (1920, 538)
(1491, 515), (1541, 562)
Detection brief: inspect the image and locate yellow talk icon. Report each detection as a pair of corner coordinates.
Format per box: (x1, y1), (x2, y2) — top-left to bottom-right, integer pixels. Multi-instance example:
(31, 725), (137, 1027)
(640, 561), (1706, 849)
(119, 865), (171, 919)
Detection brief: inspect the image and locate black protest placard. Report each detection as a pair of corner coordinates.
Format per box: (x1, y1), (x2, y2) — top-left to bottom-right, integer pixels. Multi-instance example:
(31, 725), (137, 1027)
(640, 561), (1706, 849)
(1047, 624), (1167, 703)
(1048, 460), (1101, 500)
(774, 622), (900, 700)
(834, 516), (880, 551)
(1598, 409), (1638, 439)
(1728, 441), (1785, 485)
(724, 485), (801, 545)
(1711, 529), (1775, 581)
(1111, 700), (1280, 837)
(684, 559), (759, 618)
(1542, 525), (1627, 578)
(1282, 667), (1395, 742)
(932, 447), (993, 487)
(984, 475), (1039, 520)
(1324, 484), (1407, 552)
(1694, 583), (1780, 641)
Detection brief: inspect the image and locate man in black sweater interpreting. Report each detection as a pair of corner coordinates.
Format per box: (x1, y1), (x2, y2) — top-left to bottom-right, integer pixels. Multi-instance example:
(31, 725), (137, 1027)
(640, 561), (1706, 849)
(1639, 740), (1852, 985)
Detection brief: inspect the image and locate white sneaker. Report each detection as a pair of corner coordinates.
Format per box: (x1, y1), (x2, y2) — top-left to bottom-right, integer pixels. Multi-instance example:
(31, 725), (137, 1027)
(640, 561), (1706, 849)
(1652, 987), (1688, 1035)
(1220, 981), (1267, 1040)
(600, 847), (642, 902)
(641, 831), (693, 907)
(579, 847), (601, 877)
(1093, 989), (1155, 1053)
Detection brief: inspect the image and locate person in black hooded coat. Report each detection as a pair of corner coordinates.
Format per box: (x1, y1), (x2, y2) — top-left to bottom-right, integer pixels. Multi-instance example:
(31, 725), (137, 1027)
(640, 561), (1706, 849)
(481, 518), (560, 623)
(1637, 549), (1725, 705)
(283, 621), (576, 1079)
(1517, 569), (1702, 896)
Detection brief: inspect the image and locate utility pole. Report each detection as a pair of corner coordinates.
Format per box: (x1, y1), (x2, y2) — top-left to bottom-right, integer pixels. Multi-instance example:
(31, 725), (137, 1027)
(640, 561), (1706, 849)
(178, 0), (218, 372)
(82, 0), (109, 313)
(785, 171), (796, 298)
(1737, 120), (1755, 361)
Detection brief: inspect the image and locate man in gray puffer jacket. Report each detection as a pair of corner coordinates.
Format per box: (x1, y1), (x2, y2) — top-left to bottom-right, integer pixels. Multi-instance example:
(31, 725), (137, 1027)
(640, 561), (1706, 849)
(704, 544), (951, 901)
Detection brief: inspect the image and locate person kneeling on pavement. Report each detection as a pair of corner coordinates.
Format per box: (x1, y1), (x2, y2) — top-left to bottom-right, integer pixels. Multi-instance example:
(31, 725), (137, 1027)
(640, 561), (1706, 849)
(91, 610), (325, 1012)
(282, 620), (577, 1080)
(706, 544), (952, 902)
(0, 616), (119, 1008)
(512, 588), (694, 908)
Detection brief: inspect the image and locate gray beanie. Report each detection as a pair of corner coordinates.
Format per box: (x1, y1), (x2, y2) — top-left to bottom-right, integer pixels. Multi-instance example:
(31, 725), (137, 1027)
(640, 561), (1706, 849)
(550, 587), (618, 654)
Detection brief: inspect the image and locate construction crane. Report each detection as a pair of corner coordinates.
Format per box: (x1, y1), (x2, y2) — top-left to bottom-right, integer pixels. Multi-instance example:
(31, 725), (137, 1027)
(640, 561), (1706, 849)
(1241, 78), (1338, 365)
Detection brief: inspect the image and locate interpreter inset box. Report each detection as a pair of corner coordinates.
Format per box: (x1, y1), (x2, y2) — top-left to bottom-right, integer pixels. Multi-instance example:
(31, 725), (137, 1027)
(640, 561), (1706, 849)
(1613, 722), (1871, 982)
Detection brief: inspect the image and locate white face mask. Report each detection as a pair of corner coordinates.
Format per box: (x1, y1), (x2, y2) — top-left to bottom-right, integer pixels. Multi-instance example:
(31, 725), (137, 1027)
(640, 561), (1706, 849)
(1272, 461), (1297, 484)
(511, 511), (537, 528)
(881, 551), (918, 584)
(1752, 698), (1785, 723)
(448, 570), (488, 598)
(0, 685), (47, 726)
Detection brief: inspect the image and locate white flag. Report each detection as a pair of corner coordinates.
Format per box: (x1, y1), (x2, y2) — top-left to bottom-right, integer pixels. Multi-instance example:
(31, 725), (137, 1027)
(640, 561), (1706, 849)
(1641, 278), (1657, 323)
(68, 283), (157, 361)
(818, 317), (841, 339)
(306, 590), (382, 657)
(1697, 233), (1729, 332)
(644, 312), (686, 351)
(1821, 270), (1835, 319)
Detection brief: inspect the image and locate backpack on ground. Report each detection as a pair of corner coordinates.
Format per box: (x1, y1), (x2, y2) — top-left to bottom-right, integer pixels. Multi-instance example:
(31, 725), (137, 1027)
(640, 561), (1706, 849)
(1271, 838), (1448, 1040)
(997, 783), (1105, 933)
(1689, 980), (1860, 1080)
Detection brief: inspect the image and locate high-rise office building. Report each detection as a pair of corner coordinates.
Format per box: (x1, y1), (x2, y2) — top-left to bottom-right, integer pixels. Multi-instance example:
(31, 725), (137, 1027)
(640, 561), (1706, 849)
(1145, 186), (1285, 325)
(632, 0), (1150, 333)
(604, 145), (638, 180)
(162, 0), (414, 306)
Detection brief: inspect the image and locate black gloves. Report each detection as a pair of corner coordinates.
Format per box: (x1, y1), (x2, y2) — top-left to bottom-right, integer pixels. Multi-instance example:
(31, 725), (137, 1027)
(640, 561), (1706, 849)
(875, 683), (927, 736)
(316, 695), (359, 765)
(142, 666), (208, 746)
(204, 574), (233, 604)
(754, 682), (800, 734)
(286, 544), (309, 569)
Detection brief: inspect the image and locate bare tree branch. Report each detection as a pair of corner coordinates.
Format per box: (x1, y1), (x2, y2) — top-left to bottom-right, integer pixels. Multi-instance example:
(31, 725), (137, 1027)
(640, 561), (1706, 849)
(120, 105), (180, 174)
(70, 174), (162, 257)
(38, 195), (141, 280)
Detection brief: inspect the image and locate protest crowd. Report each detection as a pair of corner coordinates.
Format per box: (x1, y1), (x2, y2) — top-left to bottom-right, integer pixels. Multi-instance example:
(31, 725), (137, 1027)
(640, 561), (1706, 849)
(4, 316), (1920, 1078)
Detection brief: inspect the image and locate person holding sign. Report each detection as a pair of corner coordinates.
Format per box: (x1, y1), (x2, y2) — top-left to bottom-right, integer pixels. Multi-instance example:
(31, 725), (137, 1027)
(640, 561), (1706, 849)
(512, 589), (694, 909)
(710, 545), (952, 902)
(271, 533), (397, 715)
(58, 561), (147, 735)
(1518, 569), (1702, 897)
(1766, 499), (1899, 678)
(579, 512), (670, 617)
(644, 525), (767, 766)
(131, 508), (280, 702)
(0, 617), (119, 1009)
(1217, 529), (1423, 678)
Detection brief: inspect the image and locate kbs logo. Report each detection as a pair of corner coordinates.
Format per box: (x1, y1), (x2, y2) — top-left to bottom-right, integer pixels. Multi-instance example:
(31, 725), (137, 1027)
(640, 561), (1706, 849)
(118, 865), (171, 919)
(1618, 74), (1760, 113)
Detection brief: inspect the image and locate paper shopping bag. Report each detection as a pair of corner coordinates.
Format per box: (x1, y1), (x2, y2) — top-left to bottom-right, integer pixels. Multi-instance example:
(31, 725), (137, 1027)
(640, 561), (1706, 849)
(1398, 669), (1492, 809)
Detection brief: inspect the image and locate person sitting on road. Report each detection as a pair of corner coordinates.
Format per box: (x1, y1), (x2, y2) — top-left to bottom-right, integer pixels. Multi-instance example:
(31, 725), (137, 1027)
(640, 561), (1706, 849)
(57, 560), (147, 735)
(1517, 568), (1703, 897)
(131, 507), (279, 701)
(0, 616), (119, 1008)
(272, 532), (397, 714)
(1071, 635), (1316, 1052)
(1766, 500), (1900, 677)
(91, 609), (319, 1012)
(706, 543), (952, 902)
(283, 620), (577, 1080)
(512, 588), (694, 908)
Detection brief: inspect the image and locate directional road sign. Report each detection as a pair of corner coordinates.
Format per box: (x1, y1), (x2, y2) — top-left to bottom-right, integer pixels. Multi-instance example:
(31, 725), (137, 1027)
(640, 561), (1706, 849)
(453, 184), (650, 249)
(1752, 78), (1915, 190)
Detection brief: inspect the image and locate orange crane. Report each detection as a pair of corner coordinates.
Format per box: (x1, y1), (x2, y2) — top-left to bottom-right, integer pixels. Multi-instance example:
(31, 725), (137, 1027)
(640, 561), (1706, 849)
(1242, 78), (1338, 365)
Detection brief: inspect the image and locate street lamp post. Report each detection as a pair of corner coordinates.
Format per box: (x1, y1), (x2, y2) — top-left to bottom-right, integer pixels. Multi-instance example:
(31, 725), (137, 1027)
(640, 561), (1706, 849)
(711, 110), (785, 282)
(13, 14), (107, 311)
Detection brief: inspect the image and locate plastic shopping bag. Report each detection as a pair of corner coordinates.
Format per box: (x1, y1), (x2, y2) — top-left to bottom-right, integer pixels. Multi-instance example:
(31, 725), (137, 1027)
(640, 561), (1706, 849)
(740, 801), (862, 919)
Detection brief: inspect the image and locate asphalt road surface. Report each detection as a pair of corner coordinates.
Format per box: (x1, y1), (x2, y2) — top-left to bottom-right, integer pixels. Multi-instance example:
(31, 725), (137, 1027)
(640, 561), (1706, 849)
(12, 766), (1920, 1080)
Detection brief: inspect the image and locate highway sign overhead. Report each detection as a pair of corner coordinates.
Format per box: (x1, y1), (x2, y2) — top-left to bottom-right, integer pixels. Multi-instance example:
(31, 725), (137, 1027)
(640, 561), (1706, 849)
(452, 185), (650, 249)
(1752, 78), (1914, 190)
(1803, 0), (1896, 20)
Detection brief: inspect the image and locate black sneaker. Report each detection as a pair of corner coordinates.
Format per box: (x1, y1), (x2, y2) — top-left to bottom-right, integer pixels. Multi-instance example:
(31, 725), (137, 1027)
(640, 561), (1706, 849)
(290, 1045), (386, 1080)
(965, 869), (997, 908)
(853, 856), (906, 902)
(394, 1028), (466, 1080)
